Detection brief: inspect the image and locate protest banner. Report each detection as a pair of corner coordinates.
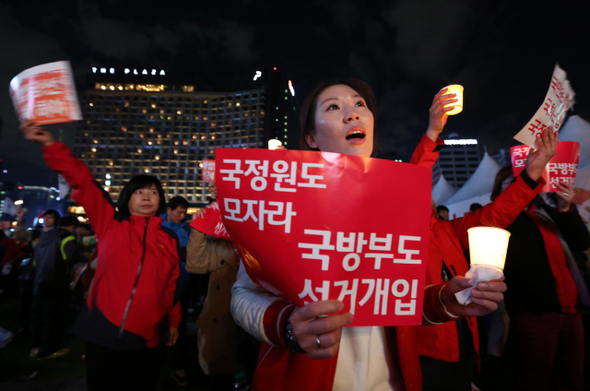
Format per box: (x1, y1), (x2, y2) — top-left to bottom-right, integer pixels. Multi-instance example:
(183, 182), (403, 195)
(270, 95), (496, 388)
(202, 158), (215, 182)
(513, 64), (576, 147)
(189, 201), (231, 240)
(511, 141), (580, 192)
(9, 61), (82, 125)
(215, 148), (432, 327)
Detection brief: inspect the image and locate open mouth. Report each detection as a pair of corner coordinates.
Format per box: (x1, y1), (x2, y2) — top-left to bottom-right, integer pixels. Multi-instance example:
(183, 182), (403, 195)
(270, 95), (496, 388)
(346, 129), (366, 140)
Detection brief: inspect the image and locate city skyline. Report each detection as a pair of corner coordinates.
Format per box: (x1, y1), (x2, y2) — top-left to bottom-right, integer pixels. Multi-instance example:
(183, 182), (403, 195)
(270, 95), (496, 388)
(2, 0), (590, 188)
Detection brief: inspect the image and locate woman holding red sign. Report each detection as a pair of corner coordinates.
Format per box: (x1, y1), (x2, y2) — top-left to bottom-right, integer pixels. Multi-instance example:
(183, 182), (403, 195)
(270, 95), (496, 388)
(231, 79), (507, 391)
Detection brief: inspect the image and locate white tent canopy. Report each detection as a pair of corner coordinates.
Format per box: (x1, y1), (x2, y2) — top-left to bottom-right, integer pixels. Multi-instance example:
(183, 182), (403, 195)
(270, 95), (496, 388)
(445, 151), (501, 206)
(558, 115), (590, 169)
(432, 175), (457, 206)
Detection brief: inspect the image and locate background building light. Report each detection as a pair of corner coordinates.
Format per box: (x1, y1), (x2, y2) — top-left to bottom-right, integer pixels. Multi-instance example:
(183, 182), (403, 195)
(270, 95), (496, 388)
(444, 139), (478, 145)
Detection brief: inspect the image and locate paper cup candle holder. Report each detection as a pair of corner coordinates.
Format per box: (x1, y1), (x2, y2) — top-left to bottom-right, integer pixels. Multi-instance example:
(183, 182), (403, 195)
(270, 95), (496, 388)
(455, 226), (511, 305)
(444, 84), (464, 115)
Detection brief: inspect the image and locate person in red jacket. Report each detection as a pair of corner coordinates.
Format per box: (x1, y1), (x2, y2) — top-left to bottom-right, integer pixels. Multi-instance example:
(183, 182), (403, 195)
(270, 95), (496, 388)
(409, 99), (558, 390)
(20, 121), (181, 391)
(231, 79), (507, 391)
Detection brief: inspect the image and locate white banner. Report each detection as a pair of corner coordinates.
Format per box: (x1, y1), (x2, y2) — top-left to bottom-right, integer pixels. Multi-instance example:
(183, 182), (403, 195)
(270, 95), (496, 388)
(514, 64), (575, 147)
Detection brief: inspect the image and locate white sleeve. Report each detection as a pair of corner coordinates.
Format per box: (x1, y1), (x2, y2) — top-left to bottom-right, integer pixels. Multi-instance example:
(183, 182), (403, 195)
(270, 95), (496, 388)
(231, 262), (281, 345)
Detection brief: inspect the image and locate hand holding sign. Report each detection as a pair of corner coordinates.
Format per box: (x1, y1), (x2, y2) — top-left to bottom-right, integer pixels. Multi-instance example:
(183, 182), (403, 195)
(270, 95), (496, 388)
(20, 120), (55, 147)
(289, 300), (353, 359)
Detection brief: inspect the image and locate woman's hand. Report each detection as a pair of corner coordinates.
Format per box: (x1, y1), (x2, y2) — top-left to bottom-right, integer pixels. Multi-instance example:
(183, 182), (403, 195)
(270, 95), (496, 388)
(525, 127), (558, 181)
(425, 88), (458, 142)
(20, 120), (55, 147)
(441, 276), (507, 317)
(166, 327), (179, 346)
(554, 181), (575, 212)
(289, 300), (353, 359)
(193, 209), (205, 219)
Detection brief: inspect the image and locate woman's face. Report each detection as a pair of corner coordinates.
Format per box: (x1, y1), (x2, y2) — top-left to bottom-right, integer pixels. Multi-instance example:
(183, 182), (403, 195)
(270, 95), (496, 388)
(128, 184), (160, 217)
(306, 84), (374, 157)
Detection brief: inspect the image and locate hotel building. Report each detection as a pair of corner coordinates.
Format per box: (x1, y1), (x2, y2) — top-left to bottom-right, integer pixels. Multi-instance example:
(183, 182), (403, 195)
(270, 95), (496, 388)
(72, 67), (298, 207)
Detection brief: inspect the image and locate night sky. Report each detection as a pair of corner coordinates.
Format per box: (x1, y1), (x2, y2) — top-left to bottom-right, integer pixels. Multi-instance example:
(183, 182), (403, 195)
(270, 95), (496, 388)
(1, 0), (590, 186)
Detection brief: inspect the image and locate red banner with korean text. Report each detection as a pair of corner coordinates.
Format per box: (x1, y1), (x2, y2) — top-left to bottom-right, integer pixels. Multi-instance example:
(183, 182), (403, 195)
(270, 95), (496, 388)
(202, 159), (215, 182)
(216, 149), (432, 327)
(511, 141), (580, 192)
(9, 61), (82, 125)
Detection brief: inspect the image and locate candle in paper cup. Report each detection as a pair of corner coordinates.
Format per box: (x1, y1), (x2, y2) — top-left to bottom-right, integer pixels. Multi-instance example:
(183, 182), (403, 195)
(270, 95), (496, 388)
(468, 226), (511, 272)
(444, 84), (464, 115)
(268, 139), (282, 150)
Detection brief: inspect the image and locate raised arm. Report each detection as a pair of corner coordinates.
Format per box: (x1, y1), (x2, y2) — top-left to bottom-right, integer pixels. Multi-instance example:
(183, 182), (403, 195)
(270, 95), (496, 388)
(20, 121), (116, 238)
(410, 88), (456, 168)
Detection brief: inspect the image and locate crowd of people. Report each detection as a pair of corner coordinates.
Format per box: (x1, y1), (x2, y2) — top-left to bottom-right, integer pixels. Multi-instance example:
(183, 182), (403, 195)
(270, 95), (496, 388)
(0, 78), (588, 391)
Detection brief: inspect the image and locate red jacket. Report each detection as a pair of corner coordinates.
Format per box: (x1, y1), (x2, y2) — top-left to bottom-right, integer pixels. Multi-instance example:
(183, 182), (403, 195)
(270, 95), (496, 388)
(43, 142), (181, 350)
(232, 135), (469, 391)
(250, 285), (459, 391)
(410, 135), (543, 363)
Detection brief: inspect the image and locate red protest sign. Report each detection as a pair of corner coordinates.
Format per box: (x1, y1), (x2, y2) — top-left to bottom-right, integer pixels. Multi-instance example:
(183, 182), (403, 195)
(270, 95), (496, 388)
(202, 159), (215, 182)
(216, 149), (432, 327)
(511, 141), (580, 192)
(190, 201), (231, 240)
(9, 61), (82, 125)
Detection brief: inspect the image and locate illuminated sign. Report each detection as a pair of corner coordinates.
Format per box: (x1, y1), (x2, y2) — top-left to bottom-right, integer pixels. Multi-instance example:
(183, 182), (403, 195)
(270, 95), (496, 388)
(444, 139), (478, 145)
(91, 67), (166, 76)
(253, 71), (262, 81)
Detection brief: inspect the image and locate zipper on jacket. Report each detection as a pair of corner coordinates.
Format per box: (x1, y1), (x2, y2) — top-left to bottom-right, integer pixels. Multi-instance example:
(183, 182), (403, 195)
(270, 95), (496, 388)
(118, 217), (150, 338)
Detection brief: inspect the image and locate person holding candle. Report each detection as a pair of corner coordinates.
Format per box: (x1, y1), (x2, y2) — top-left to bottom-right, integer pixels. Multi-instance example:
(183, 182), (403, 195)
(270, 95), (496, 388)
(230, 79), (507, 391)
(20, 121), (182, 391)
(490, 165), (590, 391)
(409, 102), (558, 390)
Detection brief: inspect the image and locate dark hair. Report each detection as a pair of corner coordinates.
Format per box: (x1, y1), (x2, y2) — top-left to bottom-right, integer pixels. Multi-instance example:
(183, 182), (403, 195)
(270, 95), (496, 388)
(469, 203), (483, 212)
(298, 79), (378, 154)
(436, 205), (449, 213)
(59, 215), (79, 228)
(168, 196), (189, 211)
(77, 223), (93, 235)
(116, 174), (166, 217)
(490, 166), (514, 202)
(42, 209), (61, 224)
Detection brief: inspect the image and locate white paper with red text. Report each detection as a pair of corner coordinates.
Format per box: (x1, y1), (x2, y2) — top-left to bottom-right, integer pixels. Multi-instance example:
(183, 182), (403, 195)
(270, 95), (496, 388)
(514, 64), (575, 147)
(9, 61), (82, 125)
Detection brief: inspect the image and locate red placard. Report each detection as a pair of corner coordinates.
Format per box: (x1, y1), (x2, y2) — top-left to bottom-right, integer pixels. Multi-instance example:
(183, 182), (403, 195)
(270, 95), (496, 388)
(202, 159), (215, 182)
(190, 201), (230, 240)
(216, 149), (432, 327)
(511, 141), (580, 192)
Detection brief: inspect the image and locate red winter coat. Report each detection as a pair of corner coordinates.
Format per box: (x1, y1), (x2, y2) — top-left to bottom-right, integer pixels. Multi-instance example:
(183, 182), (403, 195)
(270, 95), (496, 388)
(43, 142), (181, 350)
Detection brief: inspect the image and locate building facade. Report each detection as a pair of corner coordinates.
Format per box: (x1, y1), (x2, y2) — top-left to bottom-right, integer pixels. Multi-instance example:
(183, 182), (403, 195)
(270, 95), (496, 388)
(433, 136), (481, 188)
(72, 67), (298, 206)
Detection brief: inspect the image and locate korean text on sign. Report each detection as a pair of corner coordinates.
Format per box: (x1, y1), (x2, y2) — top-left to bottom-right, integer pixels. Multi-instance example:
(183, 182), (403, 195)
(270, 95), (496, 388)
(216, 148), (432, 327)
